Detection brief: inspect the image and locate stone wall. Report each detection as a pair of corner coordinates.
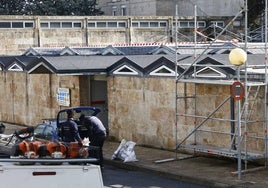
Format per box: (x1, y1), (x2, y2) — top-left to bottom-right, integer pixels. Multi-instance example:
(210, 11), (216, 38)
(0, 70), (265, 152)
(107, 76), (266, 153)
(0, 72), (81, 126)
(107, 76), (176, 149)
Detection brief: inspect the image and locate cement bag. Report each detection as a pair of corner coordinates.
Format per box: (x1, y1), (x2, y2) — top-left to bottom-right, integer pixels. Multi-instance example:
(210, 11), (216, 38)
(112, 139), (138, 162)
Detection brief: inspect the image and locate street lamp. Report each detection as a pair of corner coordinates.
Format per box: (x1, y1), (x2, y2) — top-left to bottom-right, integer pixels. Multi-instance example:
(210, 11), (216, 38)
(229, 47), (247, 180)
(229, 48), (247, 66)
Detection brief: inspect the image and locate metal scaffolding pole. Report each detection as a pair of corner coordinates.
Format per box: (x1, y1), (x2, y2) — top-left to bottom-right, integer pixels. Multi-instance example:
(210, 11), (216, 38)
(265, 0), (268, 167)
(241, 0), (248, 179)
(174, 4), (179, 160)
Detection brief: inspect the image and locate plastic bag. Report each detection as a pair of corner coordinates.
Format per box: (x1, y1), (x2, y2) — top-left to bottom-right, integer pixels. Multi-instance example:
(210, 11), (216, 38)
(112, 139), (138, 162)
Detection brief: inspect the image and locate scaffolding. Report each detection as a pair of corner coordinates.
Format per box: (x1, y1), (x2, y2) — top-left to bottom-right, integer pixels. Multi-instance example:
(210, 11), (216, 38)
(171, 1), (268, 180)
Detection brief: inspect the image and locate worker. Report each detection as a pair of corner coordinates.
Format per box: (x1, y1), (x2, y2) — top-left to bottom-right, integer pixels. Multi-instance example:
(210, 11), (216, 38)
(61, 109), (82, 143)
(79, 114), (107, 168)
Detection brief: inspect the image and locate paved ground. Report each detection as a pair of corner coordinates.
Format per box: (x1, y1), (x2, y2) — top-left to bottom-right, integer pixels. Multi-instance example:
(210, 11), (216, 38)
(4, 123), (268, 188)
(103, 141), (268, 188)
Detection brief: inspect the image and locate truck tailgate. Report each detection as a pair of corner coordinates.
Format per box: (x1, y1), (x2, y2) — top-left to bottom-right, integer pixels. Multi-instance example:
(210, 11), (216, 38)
(0, 162), (104, 188)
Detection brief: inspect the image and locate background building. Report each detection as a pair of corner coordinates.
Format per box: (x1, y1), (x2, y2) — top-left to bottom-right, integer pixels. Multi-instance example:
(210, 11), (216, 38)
(97, 0), (244, 17)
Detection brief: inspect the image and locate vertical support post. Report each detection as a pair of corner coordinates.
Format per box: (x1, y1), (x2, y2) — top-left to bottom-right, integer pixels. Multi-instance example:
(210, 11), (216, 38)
(194, 4), (197, 147)
(264, 0), (268, 167)
(243, 0), (249, 171)
(237, 67), (242, 180)
(174, 4), (179, 159)
(231, 97), (236, 150)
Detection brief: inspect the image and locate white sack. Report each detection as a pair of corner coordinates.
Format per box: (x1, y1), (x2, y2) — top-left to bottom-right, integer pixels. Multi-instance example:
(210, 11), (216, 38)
(112, 139), (138, 162)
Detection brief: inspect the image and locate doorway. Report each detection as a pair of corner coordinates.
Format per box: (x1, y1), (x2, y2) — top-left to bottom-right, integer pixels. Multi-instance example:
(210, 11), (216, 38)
(79, 75), (108, 129)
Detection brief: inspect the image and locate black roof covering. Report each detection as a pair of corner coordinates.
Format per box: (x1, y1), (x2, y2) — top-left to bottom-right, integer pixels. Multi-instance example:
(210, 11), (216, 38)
(0, 44), (266, 82)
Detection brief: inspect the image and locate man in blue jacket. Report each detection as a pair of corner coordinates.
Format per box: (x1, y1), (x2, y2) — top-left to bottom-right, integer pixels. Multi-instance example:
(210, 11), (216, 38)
(62, 109), (82, 143)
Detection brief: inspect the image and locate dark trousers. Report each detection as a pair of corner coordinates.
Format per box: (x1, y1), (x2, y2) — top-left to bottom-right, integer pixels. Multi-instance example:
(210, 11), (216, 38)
(90, 135), (106, 167)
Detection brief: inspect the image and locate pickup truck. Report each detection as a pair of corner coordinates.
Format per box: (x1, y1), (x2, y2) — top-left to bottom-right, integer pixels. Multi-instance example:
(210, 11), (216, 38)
(0, 106), (104, 160)
(0, 106), (105, 188)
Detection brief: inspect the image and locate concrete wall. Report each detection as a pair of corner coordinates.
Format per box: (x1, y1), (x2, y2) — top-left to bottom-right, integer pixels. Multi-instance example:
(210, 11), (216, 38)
(0, 15), (241, 55)
(0, 15), (174, 55)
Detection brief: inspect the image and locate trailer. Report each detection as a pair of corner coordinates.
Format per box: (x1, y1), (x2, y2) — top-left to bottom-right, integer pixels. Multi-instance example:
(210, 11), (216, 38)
(0, 158), (104, 188)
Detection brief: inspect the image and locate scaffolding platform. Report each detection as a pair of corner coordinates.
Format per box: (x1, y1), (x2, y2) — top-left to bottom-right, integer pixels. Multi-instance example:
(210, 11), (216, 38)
(178, 144), (265, 161)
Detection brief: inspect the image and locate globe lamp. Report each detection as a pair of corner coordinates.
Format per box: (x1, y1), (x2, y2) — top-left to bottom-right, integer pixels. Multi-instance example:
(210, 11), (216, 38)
(229, 48), (247, 66)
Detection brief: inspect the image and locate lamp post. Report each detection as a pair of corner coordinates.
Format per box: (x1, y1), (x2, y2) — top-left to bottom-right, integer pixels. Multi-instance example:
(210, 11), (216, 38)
(229, 48), (247, 180)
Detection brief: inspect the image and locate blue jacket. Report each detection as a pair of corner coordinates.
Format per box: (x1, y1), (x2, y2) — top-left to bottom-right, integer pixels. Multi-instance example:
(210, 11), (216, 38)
(62, 118), (82, 142)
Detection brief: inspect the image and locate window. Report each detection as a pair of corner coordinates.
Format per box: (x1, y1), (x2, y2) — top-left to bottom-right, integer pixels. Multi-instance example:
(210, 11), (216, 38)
(113, 65), (139, 75)
(41, 22), (49, 28)
(132, 22), (139, 27)
(211, 21), (225, 27)
(108, 22), (117, 27)
(180, 21), (188, 28)
(132, 21), (167, 28)
(12, 22), (23, 28)
(0, 22), (11, 28)
(0, 21), (34, 28)
(8, 63), (23, 72)
(62, 22), (72, 28)
(149, 65), (176, 77)
(88, 21), (126, 28)
(140, 22), (149, 27)
(118, 22), (126, 27)
(150, 22), (158, 27)
(159, 22), (167, 27)
(50, 22), (61, 28)
(121, 5), (126, 16)
(198, 22), (206, 28)
(193, 67), (226, 78)
(40, 21), (82, 29)
(173, 21), (206, 28)
(96, 22), (106, 27)
(25, 22), (34, 28)
(73, 22), (82, 28)
(112, 6), (117, 16)
(189, 22), (195, 28)
(88, 22), (96, 27)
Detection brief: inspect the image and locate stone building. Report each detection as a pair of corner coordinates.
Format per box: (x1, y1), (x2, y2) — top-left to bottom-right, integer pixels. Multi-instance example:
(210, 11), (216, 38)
(0, 42), (267, 163)
(0, 15), (267, 163)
